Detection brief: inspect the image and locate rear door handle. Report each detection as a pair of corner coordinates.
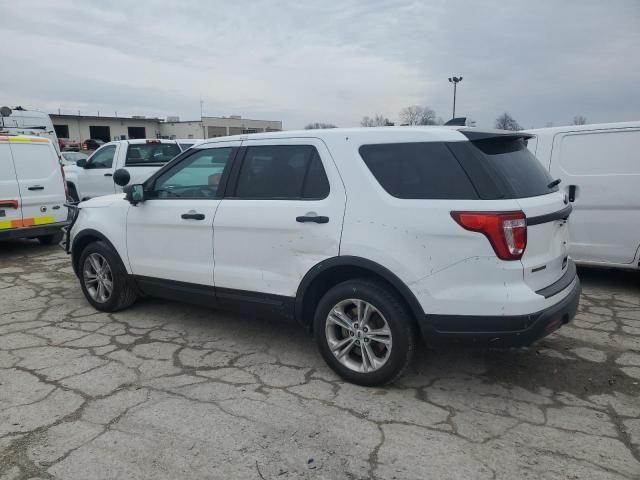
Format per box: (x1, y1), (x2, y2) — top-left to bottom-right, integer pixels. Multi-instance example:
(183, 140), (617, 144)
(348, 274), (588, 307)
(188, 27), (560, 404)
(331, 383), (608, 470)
(28, 185), (44, 191)
(568, 185), (576, 202)
(104, 173), (113, 177)
(296, 215), (329, 224)
(181, 212), (205, 220)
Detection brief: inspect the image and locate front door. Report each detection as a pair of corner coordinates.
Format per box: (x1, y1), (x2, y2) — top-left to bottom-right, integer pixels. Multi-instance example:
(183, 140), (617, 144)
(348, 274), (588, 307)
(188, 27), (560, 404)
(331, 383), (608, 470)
(213, 138), (346, 299)
(126, 143), (239, 286)
(79, 144), (118, 199)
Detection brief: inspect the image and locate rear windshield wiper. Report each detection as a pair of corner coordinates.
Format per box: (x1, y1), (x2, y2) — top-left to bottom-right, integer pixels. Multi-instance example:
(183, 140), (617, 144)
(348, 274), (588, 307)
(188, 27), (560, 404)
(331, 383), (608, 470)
(547, 178), (561, 189)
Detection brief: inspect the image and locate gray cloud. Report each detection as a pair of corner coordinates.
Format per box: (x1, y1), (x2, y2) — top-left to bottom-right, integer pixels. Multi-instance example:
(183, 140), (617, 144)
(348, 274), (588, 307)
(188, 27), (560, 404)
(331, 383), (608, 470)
(1, 0), (638, 128)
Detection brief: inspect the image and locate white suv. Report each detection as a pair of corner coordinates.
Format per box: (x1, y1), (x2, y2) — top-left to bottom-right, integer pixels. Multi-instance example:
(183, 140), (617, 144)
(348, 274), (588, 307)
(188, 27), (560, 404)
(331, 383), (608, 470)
(64, 127), (580, 386)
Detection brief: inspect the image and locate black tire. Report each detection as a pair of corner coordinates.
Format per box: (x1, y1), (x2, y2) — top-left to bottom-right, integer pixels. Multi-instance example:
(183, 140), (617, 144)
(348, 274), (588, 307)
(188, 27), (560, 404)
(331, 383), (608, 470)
(37, 232), (63, 245)
(68, 183), (79, 202)
(313, 278), (416, 386)
(78, 240), (137, 312)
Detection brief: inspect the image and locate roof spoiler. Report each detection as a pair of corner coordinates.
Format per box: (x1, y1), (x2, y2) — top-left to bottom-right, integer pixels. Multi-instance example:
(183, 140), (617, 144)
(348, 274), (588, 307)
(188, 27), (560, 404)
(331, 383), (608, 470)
(444, 117), (467, 126)
(458, 128), (533, 141)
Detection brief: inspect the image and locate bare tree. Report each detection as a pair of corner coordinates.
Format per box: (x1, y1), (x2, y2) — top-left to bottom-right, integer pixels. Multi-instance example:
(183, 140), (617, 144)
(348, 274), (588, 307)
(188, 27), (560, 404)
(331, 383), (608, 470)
(361, 115), (393, 127)
(573, 115), (587, 125)
(304, 122), (337, 129)
(399, 105), (438, 125)
(494, 112), (522, 131)
(399, 106), (422, 125)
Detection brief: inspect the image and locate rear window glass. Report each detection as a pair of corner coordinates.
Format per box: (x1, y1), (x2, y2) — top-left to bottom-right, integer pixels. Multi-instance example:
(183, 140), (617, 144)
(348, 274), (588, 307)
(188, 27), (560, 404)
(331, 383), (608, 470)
(235, 145), (329, 199)
(450, 138), (557, 199)
(125, 143), (181, 166)
(359, 142), (478, 199)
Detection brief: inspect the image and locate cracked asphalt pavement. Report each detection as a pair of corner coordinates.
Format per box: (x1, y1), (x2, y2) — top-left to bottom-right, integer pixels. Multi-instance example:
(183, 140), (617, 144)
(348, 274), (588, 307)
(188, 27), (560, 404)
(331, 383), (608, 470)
(1, 241), (639, 480)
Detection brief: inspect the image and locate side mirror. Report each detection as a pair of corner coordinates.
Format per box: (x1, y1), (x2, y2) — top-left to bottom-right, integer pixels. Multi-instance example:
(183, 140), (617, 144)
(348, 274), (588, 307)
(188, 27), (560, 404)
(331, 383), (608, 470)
(76, 158), (87, 168)
(113, 168), (131, 187)
(124, 184), (145, 205)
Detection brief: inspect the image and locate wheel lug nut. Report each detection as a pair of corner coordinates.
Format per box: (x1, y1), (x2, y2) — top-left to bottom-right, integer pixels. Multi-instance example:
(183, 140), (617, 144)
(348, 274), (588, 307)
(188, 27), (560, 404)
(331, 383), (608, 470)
(349, 331), (354, 336)
(363, 327), (368, 332)
(364, 338), (369, 343)
(353, 323), (358, 329)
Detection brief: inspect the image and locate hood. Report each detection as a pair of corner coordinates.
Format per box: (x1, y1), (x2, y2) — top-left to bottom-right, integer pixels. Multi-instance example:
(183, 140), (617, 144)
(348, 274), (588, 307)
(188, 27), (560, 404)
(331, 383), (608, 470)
(78, 193), (126, 208)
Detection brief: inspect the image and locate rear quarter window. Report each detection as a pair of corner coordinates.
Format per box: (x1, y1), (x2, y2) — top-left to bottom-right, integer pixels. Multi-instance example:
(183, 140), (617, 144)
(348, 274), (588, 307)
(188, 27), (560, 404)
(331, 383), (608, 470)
(358, 142), (478, 199)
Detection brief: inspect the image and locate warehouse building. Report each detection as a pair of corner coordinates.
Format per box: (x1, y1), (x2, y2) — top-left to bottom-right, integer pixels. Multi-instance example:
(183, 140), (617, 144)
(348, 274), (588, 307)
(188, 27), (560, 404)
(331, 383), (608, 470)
(50, 114), (282, 143)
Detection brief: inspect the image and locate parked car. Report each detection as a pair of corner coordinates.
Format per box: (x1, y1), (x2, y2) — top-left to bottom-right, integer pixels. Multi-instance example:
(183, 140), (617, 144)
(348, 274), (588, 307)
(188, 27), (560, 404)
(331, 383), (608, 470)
(64, 127), (580, 386)
(60, 151), (88, 166)
(64, 139), (183, 201)
(0, 134), (68, 244)
(59, 138), (81, 152)
(82, 139), (105, 151)
(524, 122), (640, 270)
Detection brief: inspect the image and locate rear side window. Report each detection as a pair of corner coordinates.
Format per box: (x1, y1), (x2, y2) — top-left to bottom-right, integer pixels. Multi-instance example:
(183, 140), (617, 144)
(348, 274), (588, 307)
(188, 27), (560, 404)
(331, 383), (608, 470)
(359, 142), (478, 199)
(235, 145), (329, 199)
(126, 143), (181, 166)
(449, 138), (557, 199)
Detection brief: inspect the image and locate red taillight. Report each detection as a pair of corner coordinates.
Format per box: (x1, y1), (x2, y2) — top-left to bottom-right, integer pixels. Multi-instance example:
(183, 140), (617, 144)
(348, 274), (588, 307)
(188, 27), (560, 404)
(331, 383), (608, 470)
(451, 211), (527, 260)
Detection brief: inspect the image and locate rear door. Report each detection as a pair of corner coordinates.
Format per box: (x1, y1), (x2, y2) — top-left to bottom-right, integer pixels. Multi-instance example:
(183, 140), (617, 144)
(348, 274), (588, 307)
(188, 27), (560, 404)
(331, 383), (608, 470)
(213, 138), (346, 299)
(10, 139), (67, 227)
(0, 140), (22, 230)
(550, 128), (640, 265)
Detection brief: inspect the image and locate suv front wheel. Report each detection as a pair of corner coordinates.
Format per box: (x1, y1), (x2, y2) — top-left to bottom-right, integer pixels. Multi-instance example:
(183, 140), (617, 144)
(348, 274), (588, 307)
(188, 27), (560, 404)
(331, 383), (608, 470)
(78, 241), (138, 312)
(314, 279), (416, 386)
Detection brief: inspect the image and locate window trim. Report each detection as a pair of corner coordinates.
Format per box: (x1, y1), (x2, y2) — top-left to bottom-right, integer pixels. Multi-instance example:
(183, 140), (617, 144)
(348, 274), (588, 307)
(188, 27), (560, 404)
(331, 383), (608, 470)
(143, 146), (238, 200)
(225, 144), (331, 201)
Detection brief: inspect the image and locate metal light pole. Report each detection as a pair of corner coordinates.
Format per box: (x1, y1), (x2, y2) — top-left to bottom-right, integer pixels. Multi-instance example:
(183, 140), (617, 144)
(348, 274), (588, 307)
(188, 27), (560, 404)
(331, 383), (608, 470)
(448, 76), (463, 118)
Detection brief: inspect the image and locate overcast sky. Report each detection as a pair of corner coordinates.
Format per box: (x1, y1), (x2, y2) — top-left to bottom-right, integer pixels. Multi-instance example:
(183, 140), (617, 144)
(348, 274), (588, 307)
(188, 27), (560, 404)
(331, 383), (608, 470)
(1, 0), (638, 129)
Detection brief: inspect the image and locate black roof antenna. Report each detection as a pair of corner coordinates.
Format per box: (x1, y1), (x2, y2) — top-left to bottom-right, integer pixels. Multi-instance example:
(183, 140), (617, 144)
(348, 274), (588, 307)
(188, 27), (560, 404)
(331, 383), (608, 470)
(444, 117), (467, 126)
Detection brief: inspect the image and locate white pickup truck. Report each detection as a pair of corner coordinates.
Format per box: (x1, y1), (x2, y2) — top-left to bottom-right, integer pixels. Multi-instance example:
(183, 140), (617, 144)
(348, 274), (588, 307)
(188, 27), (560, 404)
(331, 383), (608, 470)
(64, 139), (183, 201)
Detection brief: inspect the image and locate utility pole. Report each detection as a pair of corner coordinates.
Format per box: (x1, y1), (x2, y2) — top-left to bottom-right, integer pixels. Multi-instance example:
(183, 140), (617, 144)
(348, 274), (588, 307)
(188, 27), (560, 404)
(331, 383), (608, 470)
(448, 76), (463, 118)
(200, 97), (206, 139)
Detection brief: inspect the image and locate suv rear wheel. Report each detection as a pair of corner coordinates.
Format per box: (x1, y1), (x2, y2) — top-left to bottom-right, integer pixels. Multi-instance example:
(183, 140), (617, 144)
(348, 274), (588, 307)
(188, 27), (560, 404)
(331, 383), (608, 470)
(314, 279), (416, 386)
(78, 241), (137, 312)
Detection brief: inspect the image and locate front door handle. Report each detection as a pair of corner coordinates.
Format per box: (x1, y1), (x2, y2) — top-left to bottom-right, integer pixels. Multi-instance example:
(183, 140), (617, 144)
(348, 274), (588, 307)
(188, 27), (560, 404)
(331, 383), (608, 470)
(104, 173), (113, 177)
(181, 212), (205, 220)
(28, 185), (44, 191)
(568, 185), (576, 202)
(296, 215), (329, 224)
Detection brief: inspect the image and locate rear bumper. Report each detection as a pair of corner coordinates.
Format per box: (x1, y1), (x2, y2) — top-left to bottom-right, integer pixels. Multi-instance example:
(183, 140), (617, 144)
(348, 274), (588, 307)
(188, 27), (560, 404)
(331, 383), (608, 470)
(0, 222), (69, 241)
(419, 275), (581, 348)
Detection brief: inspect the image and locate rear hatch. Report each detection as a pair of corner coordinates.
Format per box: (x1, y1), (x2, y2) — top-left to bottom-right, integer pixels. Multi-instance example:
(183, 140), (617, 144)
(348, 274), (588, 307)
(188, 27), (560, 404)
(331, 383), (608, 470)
(450, 131), (571, 292)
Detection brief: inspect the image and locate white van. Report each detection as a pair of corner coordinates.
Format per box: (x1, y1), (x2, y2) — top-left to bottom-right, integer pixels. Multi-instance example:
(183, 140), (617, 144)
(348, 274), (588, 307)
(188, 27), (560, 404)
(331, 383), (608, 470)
(524, 122), (640, 269)
(0, 106), (59, 154)
(0, 135), (68, 244)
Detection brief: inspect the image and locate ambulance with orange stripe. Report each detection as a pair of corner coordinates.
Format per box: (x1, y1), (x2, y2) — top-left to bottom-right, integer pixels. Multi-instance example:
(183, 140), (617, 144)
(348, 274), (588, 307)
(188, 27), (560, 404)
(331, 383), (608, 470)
(0, 134), (68, 244)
